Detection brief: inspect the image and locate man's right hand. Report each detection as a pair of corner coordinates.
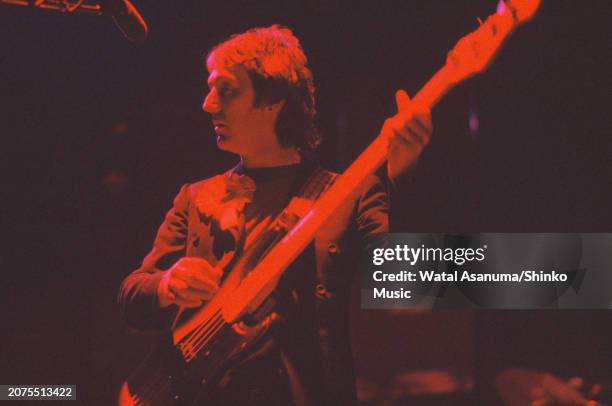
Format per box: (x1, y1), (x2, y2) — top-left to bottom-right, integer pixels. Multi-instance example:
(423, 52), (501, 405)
(157, 257), (222, 308)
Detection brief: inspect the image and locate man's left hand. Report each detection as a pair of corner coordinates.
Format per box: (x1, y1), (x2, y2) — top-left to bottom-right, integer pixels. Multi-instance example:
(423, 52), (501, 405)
(383, 89), (432, 181)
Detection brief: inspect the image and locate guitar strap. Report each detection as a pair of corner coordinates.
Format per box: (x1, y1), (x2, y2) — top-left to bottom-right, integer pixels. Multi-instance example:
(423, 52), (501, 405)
(275, 165), (337, 231)
(221, 164), (336, 323)
(220, 165), (337, 331)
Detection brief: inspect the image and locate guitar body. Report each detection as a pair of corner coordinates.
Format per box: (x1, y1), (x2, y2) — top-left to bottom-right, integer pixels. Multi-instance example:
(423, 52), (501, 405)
(119, 312), (279, 406)
(119, 339), (186, 406)
(118, 325), (229, 406)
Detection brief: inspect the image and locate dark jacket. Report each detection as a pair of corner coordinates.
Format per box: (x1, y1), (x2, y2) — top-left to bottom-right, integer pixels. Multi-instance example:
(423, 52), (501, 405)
(118, 161), (389, 405)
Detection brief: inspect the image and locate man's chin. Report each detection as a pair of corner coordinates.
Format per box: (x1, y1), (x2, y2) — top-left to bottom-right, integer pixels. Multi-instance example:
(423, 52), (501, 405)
(216, 136), (238, 154)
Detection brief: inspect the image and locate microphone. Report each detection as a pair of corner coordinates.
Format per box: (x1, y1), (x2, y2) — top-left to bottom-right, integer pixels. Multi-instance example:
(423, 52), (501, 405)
(103, 0), (148, 43)
(1, 0), (148, 43)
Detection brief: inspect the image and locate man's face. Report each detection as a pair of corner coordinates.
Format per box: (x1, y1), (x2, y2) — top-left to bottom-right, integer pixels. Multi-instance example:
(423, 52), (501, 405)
(202, 61), (282, 157)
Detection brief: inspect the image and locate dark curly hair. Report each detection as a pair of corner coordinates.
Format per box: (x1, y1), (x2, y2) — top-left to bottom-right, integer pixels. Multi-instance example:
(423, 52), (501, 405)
(206, 25), (320, 153)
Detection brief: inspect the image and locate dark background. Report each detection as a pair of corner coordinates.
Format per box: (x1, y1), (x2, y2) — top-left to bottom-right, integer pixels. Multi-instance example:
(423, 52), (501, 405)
(1, 0), (611, 404)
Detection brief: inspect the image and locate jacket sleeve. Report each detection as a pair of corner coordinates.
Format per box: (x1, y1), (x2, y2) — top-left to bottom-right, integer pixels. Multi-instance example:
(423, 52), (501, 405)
(386, 166), (417, 233)
(355, 166), (417, 250)
(355, 174), (390, 250)
(118, 183), (190, 332)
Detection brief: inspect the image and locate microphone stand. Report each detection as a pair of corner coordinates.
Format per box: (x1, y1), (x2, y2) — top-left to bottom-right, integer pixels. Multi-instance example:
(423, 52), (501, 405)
(1, 0), (148, 42)
(1, 0), (102, 15)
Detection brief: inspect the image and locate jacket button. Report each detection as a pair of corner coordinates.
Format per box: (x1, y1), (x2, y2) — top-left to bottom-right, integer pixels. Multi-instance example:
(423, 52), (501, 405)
(327, 243), (338, 254)
(315, 284), (333, 300)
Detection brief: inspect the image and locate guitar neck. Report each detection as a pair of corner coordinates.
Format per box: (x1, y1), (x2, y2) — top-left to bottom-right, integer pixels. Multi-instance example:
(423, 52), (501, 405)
(414, 65), (457, 107)
(222, 65), (457, 322)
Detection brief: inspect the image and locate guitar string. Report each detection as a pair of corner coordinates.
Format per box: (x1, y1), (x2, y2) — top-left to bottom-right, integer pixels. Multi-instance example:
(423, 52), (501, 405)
(188, 315), (226, 360)
(190, 317), (226, 357)
(180, 307), (221, 349)
(183, 315), (224, 361)
(188, 313), (224, 351)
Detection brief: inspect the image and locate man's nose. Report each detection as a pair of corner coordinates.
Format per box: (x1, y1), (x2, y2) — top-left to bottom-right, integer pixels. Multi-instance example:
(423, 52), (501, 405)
(202, 90), (220, 114)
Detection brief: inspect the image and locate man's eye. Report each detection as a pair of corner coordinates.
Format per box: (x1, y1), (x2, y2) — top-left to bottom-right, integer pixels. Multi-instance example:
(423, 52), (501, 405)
(218, 87), (233, 97)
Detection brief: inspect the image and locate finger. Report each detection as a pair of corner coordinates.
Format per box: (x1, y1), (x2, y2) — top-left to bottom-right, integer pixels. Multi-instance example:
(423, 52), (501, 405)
(181, 266), (220, 288)
(396, 113), (431, 145)
(175, 286), (215, 302)
(172, 265), (220, 288)
(390, 131), (422, 152)
(186, 274), (220, 291)
(412, 112), (433, 134)
(171, 266), (220, 293)
(168, 278), (189, 293)
(389, 118), (427, 147)
(406, 123), (430, 147)
(184, 268), (221, 292)
(395, 89), (411, 113)
(183, 257), (223, 282)
(174, 297), (203, 308)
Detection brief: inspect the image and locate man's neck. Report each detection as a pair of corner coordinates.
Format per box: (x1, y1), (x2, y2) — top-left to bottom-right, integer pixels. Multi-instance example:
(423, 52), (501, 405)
(241, 147), (301, 169)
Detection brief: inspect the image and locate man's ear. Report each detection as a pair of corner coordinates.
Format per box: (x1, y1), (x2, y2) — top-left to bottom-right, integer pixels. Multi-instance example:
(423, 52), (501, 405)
(265, 99), (285, 114)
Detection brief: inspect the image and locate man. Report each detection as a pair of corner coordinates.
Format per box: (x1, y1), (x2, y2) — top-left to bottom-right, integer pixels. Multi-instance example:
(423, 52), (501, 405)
(119, 25), (431, 405)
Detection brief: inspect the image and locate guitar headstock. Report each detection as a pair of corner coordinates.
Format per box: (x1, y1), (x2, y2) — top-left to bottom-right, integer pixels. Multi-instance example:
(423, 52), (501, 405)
(504, 0), (541, 23)
(444, 0), (540, 83)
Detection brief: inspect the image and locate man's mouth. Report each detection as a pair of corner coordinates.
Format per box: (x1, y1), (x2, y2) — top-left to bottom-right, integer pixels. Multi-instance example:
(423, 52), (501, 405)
(213, 123), (227, 133)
